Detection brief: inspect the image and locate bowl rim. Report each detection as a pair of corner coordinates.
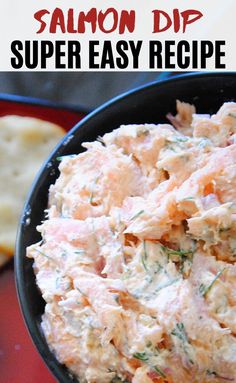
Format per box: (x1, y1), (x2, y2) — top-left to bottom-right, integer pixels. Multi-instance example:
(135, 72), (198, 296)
(15, 71), (236, 382)
(0, 92), (90, 115)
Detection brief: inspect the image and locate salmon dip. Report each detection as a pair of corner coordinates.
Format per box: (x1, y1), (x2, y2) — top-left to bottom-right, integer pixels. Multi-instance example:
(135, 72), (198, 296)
(27, 102), (236, 383)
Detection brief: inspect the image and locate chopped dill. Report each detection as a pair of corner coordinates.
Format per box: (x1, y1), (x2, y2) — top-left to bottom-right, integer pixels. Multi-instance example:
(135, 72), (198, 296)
(141, 241), (148, 272)
(167, 145), (177, 152)
(130, 210), (145, 221)
(133, 352), (166, 379)
(76, 287), (87, 297)
(206, 370), (234, 381)
(154, 261), (163, 274)
(161, 245), (194, 274)
(74, 249), (86, 255)
(172, 136), (189, 143)
(161, 245), (193, 258)
(171, 322), (194, 365)
(35, 248), (55, 262)
(182, 196), (195, 201)
(153, 366), (166, 379)
(89, 192), (94, 204)
(200, 280), (209, 292)
(199, 268), (226, 297)
(133, 352), (149, 361)
(171, 323), (188, 343)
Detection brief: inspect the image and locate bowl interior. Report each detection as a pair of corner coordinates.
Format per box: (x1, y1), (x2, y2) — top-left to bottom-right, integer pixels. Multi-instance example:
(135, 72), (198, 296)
(15, 72), (236, 382)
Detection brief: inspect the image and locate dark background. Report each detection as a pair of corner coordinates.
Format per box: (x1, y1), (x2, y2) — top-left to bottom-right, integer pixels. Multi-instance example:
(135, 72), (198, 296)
(0, 72), (171, 110)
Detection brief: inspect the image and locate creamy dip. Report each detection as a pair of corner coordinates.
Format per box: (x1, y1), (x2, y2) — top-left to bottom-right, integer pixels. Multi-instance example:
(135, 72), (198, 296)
(27, 102), (236, 383)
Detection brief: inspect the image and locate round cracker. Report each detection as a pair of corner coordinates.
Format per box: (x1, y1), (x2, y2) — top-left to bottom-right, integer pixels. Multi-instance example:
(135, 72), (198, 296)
(0, 115), (65, 266)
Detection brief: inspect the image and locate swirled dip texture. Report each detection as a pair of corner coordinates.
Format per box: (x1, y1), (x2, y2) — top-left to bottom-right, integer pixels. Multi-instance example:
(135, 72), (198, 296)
(27, 102), (236, 383)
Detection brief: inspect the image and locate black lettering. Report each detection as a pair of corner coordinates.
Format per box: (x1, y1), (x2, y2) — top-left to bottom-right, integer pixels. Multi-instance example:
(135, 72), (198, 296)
(55, 41), (66, 69)
(177, 40), (190, 69)
(149, 41), (162, 69)
(68, 41), (81, 68)
(101, 41), (115, 69)
(11, 40), (23, 69)
(116, 41), (129, 69)
(192, 40), (198, 69)
(41, 41), (54, 69)
(89, 41), (100, 68)
(215, 40), (225, 69)
(201, 41), (214, 68)
(25, 40), (38, 69)
(129, 40), (142, 69)
(165, 41), (175, 69)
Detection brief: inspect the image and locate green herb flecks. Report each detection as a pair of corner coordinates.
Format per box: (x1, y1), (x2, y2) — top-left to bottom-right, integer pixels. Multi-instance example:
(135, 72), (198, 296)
(167, 145), (177, 152)
(76, 287), (88, 297)
(161, 245), (193, 258)
(199, 268), (226, 297)
(182, 196), (195, 201)
(35, 248), (55, 262)
(165, 136), (189, 146)
(172, 136), (189, 143)
(74, 249), (86, 255)
(206, 369), (234, 381)
(171, 322), (194, 365)
(133, 352), (149, 362)
(171, 323), (188, 343)
(154, 261), (163, 274)
(161, 245), (194, 274)
(89, 174), (101, 204)
(130, 210), (145, 221)
(133, 352), (166, 379)
(153, 366), (167, 379)
(141, 240), (149, 272)
(179, 254), (193, 275)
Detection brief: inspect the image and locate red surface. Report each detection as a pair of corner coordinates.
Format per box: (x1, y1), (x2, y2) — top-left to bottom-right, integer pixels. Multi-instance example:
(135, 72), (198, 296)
(0, 265), (56, 383)
(0, 98), (86, 130)
(0, 97), (86, 383)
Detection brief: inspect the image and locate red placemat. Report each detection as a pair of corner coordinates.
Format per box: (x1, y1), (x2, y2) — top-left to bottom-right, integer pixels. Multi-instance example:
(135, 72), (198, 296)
(0, 96), (87, 383)
(0, 264), (56, 383)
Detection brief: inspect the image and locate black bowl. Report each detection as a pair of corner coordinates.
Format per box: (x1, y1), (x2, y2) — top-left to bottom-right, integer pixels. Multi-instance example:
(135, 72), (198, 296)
(15, 72), (236, 382)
